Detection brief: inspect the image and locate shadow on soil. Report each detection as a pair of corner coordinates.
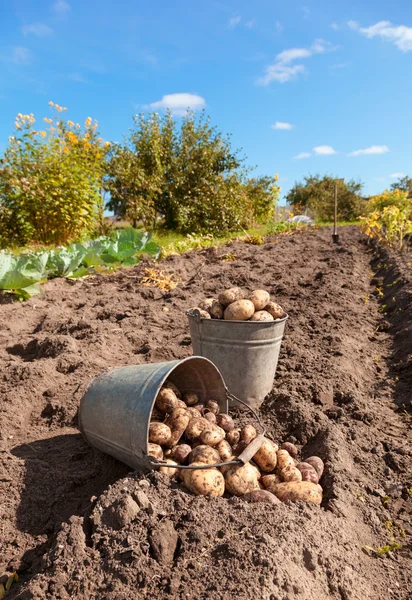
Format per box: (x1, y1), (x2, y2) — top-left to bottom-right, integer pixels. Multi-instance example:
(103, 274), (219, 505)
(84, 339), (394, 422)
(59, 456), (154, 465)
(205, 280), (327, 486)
(368, 241), (412, 413)
(10, 432), (130, 574)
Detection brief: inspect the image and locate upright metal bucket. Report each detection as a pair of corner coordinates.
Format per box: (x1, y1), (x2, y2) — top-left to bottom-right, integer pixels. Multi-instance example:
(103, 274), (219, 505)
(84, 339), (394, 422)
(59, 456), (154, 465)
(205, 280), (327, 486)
(187, 313), (288, 409)
(78, 357), (228, 471)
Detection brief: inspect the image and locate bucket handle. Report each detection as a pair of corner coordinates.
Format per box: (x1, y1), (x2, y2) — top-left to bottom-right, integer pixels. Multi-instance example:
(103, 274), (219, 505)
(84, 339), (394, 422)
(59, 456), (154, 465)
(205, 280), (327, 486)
(147, 390), (267, 471)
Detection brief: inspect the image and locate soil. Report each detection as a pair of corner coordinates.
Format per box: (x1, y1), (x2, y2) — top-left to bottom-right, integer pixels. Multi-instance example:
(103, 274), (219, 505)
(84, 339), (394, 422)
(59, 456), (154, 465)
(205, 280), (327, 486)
(0, 226), (411, 600)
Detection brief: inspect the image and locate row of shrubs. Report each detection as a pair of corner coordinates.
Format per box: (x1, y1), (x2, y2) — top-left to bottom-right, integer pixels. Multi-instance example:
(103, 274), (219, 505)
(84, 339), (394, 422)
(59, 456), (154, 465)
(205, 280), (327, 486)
(0, 103), (280, 248)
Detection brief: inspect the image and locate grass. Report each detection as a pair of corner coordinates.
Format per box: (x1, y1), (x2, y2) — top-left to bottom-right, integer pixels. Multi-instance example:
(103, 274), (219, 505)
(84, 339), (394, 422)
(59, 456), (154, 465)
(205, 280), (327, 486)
(149, 221), (303, 257)
(316, 220), (361, 227)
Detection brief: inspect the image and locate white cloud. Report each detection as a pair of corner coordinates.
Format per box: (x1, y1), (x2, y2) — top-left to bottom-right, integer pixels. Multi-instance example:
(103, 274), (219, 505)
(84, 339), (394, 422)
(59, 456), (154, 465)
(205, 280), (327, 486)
(51, 0), (70, 15)
(391, 172), (406, 178)
(275, 20), (283, 33)
(257, 38), (336, 85)
(347, 20), (359, 30)
(330, 23), (339, 30)
(271, 121), (294, 130)
(22, 23), (53, 37)
(147, 93), (206, 115)
(313, 145), (337, 155)
(245, 19), (255, 29)
(294, 152), (311, 159)
(348, 145), (389, 156)
(229, 16), (241, 28)
(353, 20), (412, 52)
(11, 46), (32, 65)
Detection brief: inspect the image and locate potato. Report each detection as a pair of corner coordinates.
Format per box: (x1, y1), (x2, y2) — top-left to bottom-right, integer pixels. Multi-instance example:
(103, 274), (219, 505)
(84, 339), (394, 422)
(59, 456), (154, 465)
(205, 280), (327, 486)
(189, 307), (211, 319)
(205, 400), (220, 415)
(186, 465), (225, 497)
(159, 459), (178, 478)
(281, 442), (298, 458)
(271, 481), (323, 505)
(224, 299), (255, 321)
(218, 287), (245, 307)
(264, 301), (285, 320)
(240, 425), (257, 444)
(186, 406), (203, 419)
(204, 412), (217, 424)
(276, 449), (295, 472)
(199, 298), (215, 311)
(261, 474), (282, 492)
(226, 428), (240, 446)
(280, 465), (302, 483)
(164, 410), (190, 448)
(209, 299), (224, 319)
(149, 422), (172, 445)
(250, 463), (262, 480)
(199, 426), (225, 447)
(147, 443), (163, 460)
(163, 380), (182, 399)
(304, 456), (324, 479)
(164, 448), (172, 457)
(183, 392), (199, 406)
(155, 388), (179, 414)
(233, 440), (250, 456)
(249, 311), (274, 322)
(297, 462), (319, 484)
(188, 445), (220, 465)
(216, 440), (234, 462)
(175, 399), (188, 410)
(192, 403), (204, 413)
(224, 462), (260, 496)
(171, 444), (192, 465)
(252, 438), (279, 472)
(215, 413), (235, 432)
(242, 489), (281, 506)
(249, 290), (270, 311)
(185, 417), (210, 441)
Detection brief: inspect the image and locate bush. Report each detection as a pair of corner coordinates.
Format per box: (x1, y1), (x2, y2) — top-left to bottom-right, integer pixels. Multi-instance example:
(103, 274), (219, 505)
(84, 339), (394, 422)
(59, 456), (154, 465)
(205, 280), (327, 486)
(0, 102), (109, 248)
(360, 189), (412, 249)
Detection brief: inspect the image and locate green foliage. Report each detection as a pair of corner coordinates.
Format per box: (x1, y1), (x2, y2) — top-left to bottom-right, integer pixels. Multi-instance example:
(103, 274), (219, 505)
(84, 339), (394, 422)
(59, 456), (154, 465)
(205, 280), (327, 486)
(286, 174), (365, 221)
(0, 103), (109, 248)
(243, 175), (280, 223)
(105, 110), (279, 234)
(390, 175), (412, 196)
(0, 229), (159, 299)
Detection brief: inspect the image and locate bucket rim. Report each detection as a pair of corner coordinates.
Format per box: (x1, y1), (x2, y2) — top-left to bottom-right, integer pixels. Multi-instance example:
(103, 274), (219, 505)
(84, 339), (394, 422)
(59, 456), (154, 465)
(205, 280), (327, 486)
(186, 310), (289, 325)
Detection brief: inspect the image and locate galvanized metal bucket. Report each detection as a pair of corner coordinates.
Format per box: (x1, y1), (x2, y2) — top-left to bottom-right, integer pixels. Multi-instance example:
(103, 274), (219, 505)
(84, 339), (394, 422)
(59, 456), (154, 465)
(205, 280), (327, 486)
(187, 311), (288, 409)
(79, 357), (232, 472)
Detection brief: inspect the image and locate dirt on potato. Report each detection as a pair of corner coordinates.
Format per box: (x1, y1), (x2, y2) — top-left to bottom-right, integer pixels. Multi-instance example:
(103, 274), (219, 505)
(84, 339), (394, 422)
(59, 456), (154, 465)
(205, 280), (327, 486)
(0, 226), (411, 600)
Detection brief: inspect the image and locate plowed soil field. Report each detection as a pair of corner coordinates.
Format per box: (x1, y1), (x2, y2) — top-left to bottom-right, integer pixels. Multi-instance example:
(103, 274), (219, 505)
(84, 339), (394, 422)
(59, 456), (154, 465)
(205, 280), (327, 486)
(1, 226), (411, 600)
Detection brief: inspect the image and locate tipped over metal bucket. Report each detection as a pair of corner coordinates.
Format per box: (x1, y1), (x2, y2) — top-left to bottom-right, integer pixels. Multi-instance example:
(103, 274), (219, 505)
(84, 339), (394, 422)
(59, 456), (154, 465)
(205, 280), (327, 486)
(79, 357), (228, 471)
(187, 311), (288, 409)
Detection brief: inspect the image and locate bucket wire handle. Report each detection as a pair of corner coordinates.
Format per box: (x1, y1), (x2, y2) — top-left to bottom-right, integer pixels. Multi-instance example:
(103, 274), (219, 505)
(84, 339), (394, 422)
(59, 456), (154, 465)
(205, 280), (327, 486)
(148, 390), (266, 471)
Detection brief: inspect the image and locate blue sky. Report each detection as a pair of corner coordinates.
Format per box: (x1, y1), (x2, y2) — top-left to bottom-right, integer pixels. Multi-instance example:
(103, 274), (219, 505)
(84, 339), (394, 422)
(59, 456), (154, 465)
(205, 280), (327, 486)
(1, 0), (412, 202)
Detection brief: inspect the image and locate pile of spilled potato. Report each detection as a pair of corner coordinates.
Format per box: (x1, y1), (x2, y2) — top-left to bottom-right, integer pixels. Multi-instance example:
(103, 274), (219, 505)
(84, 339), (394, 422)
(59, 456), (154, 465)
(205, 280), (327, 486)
(148, 380), (324, 506)
(189, 287), (286, 322)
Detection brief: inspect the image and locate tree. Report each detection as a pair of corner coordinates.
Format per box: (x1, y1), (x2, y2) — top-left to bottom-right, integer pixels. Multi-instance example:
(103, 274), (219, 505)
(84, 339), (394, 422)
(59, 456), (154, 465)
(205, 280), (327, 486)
(286, 174), (365, 221)
(105, 110), (279, 233)
(390, 175), (412, 196)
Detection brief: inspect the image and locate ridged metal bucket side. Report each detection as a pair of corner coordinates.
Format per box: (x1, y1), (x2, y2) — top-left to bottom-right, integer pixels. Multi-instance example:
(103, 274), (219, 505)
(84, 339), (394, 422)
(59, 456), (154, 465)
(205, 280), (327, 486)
(187, 314), (288, 409)
(78, 357), (228, 471)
